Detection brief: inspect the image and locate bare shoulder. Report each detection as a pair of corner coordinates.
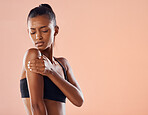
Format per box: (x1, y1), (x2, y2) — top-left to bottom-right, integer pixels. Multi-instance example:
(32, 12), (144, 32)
(55, 57), (69, 71)
(56, 57), (82, 92)
(23, 48), (42, 71)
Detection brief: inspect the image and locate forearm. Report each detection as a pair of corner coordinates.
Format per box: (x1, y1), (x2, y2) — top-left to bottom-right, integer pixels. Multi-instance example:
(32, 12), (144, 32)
(31, 101), (47, 115)
(49, 69), (84, 107)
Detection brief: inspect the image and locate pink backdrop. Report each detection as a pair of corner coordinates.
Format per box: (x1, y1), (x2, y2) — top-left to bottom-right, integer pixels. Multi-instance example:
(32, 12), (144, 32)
(0, 0), (148, 115)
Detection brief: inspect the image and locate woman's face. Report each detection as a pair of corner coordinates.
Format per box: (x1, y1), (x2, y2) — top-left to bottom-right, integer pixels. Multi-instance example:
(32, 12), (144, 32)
(27, 15), (56, 50)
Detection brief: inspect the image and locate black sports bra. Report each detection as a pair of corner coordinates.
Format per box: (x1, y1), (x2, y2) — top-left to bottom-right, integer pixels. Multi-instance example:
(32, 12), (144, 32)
(20, 56), (68, 103)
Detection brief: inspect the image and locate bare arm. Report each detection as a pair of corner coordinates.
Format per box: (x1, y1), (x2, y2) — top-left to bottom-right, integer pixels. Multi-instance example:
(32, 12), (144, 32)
(23, 48), (47, 115)
(49, 58), (84, 107)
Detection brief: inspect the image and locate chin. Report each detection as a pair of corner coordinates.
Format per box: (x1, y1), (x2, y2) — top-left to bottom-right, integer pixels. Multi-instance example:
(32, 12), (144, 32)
(35, 46), (45, 50)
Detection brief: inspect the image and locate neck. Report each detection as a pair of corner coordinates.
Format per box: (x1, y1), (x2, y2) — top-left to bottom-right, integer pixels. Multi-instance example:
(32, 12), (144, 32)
(40, 44), (55, 64)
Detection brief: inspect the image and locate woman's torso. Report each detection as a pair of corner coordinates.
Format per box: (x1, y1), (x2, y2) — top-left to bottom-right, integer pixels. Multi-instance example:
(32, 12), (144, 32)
(20, 57), (67, 115)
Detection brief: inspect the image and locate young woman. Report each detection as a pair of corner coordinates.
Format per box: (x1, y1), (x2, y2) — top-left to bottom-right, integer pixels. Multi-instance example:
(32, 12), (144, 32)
(20, 4), (84, 115)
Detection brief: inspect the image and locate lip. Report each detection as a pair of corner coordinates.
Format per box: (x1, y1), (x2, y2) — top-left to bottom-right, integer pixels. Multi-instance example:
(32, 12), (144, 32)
(35, 41), (44, 47)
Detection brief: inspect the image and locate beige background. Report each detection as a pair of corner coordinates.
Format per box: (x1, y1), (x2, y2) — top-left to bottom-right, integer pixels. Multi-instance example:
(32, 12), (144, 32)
(0, 0), (148, 115)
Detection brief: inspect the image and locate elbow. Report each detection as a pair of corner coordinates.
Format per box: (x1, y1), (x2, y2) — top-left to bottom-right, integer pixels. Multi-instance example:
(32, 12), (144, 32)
(75, 96), (84, 107)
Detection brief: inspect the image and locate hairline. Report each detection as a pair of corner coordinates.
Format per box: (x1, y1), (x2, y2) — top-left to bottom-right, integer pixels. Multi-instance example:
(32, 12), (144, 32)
(27, 14), (56, 27)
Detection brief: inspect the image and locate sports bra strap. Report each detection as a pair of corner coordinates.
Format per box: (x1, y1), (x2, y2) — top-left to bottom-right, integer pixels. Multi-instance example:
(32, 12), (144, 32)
(53, 57), (68, 81)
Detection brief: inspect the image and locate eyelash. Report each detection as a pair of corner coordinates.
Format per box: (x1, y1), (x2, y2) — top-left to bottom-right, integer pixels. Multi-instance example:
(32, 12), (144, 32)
(31, 30), (48, 34)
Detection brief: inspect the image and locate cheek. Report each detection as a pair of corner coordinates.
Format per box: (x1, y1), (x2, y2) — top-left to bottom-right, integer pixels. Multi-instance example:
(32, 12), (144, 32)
(29, 34), (36, 41)
(28, 33), (33, 39)
(44, 34), (54, 45)
(44, 31), (54, 39)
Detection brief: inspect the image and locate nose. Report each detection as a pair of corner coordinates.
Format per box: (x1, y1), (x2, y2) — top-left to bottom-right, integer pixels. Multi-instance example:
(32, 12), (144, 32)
(36, 31), (43, 40)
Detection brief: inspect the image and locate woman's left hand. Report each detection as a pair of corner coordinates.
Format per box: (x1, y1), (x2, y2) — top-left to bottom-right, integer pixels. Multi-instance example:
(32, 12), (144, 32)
(27, 55), (54, 77)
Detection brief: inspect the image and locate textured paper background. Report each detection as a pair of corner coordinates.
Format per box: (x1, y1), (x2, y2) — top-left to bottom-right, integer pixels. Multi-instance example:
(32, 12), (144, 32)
(0, 0), (148, 115)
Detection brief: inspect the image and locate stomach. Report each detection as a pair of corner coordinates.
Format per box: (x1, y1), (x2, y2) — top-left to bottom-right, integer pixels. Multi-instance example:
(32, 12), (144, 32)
(22, 98), (65, 115)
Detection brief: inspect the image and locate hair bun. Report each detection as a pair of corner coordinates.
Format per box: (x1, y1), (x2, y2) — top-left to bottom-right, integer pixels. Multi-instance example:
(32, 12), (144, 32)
(39, 4), (52, 10)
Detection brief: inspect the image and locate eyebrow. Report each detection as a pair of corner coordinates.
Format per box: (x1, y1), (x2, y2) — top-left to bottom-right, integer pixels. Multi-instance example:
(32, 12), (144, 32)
(30, 26), (48, 30)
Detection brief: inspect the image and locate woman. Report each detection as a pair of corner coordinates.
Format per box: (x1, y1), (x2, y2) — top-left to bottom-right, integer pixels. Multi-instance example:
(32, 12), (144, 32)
(20, 4), (84, 115)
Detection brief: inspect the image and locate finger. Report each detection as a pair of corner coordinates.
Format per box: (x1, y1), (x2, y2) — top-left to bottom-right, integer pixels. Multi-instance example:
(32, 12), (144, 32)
(28, 64), (44, 72)
(29, 63), (44, 67)
(28, 57), (43, 64)
(29, 68), (40, 74)
(39, 58), (45, 64)
(27, 62), (39, 69)
(29, 58), (42, 64)
(29, 65), (45, 70)
(39, 55), (45, 60)
(29, 68), (45, 74)
(42, 55), (49, 61)
(38, 56), (45, 65)
(29, 59), (36, 64)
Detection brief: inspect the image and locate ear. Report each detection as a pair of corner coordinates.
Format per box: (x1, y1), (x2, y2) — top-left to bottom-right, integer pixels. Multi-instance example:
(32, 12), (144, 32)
(54, 25), (59, 36)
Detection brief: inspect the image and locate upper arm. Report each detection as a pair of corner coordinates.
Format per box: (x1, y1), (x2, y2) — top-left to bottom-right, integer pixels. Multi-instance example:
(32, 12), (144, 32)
(23, 48), (43, 104)
(62, 57), (82, 92)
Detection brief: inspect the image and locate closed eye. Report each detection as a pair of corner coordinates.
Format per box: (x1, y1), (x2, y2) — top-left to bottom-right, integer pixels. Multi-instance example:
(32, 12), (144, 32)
(30, 29), (49, 35)
(30, 30), (48, 34)
(31, 32), (35, 34)
(42, 30), (48, 33)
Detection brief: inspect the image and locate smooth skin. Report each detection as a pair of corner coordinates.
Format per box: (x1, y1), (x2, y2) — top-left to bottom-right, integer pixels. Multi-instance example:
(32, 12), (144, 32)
(20, 15), (84, 115)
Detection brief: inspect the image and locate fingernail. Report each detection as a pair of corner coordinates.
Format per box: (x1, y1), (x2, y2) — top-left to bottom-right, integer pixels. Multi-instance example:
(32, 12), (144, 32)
(39, 56), (43, 59)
